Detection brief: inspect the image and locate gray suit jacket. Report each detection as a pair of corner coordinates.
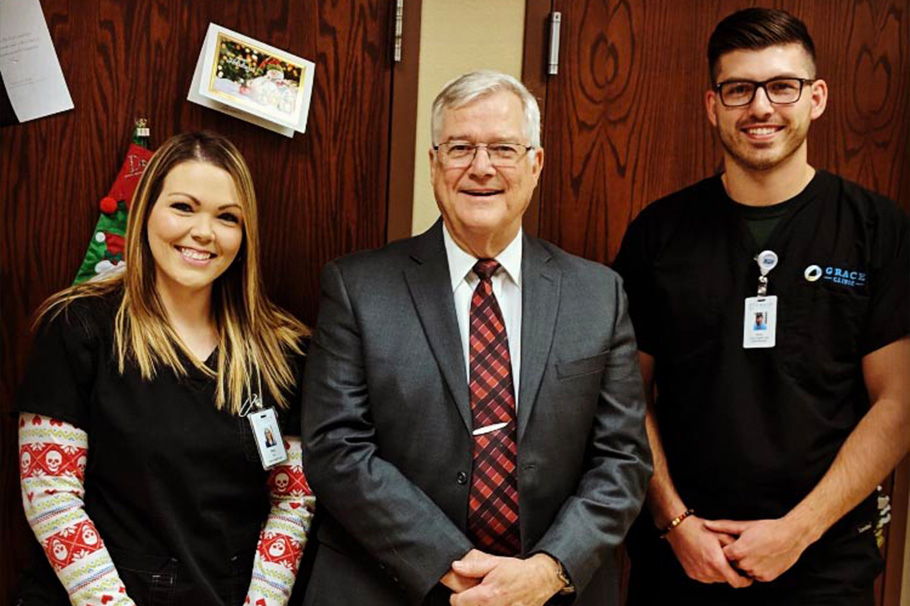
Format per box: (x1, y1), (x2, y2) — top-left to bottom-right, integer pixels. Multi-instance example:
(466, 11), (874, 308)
(302, 222), (651, 605)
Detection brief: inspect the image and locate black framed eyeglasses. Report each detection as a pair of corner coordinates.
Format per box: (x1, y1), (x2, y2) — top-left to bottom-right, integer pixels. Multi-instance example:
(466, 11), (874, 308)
(433, 141), (534, 168)
(715, 77), (816, 107)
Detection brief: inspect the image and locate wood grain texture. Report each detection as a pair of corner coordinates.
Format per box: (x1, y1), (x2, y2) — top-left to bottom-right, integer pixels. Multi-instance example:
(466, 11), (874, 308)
(531, 1), (909, 604)
(520, 0), (554, 237)
(387, 0), (423, 243)
(538, 0), (909, 265)
(883, 456), (910, 605)
(1, 0), (395, 601)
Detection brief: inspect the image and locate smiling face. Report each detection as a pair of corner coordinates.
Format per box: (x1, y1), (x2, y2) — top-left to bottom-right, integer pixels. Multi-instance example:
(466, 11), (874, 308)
(146, 161), (244, 300)
(430, 90), (543, 257)
(706, 44), (827, 173)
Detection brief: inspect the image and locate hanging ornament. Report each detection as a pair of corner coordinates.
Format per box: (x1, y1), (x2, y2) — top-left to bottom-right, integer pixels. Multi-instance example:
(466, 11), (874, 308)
(73, 119), (153, 285)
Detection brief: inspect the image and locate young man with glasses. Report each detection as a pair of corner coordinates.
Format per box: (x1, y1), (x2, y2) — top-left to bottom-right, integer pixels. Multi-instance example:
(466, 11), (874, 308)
(303, 70), (651, 606)
(614, 8), (909, 605)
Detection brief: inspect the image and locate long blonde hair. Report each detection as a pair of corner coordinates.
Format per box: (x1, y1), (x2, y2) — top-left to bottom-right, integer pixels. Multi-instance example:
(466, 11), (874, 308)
(36, 132), (308, 413)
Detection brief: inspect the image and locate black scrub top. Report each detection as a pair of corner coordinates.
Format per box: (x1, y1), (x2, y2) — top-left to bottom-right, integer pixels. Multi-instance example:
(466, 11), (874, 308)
(613, 171), (909, 524)
(16, 290), (305, 606)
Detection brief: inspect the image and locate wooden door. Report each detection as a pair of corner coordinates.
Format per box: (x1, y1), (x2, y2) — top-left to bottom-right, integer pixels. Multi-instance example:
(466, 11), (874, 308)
(0, 0), (420, 601)
(522, 0), (909, 604)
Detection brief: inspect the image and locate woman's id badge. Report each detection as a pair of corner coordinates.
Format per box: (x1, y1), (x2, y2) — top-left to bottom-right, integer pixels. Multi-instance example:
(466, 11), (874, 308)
(743, 296), (777, 348)
(248, 407), (288, 469)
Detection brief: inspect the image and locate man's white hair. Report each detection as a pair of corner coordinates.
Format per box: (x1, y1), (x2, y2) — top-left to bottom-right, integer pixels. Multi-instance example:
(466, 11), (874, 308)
(431, 70), (541, 149)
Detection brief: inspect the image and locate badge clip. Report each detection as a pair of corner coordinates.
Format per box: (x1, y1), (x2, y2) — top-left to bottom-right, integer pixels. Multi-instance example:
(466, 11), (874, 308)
(755, 250), (778, 296)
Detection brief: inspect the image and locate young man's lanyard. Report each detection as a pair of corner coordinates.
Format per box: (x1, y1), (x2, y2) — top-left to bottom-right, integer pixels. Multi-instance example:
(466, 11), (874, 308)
(743, 250), (778, 349)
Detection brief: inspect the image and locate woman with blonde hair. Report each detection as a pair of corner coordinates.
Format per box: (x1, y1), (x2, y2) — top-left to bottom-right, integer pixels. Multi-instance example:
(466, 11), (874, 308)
(16, 131), (312, 606)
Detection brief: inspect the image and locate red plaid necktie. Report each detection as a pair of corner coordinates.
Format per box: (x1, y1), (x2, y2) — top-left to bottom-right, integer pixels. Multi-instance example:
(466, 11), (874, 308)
(467, 259), (520, 556)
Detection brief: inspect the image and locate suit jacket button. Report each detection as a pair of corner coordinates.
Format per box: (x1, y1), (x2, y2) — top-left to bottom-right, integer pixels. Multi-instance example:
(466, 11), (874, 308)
(456, 471), (468, 485)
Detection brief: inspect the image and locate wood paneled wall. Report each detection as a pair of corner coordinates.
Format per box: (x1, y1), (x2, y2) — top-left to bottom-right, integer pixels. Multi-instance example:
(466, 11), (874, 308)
(529, 0), (909, 263)
(1, 0), (398, 601)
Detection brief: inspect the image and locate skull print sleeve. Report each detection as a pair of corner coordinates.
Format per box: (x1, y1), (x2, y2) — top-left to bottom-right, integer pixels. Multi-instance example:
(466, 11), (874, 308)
(19, 412), (135, 605)
(244, 436), (315, 605)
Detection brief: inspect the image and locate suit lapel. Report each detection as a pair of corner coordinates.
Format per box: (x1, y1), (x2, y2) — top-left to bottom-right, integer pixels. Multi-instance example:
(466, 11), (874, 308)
(517, 235), (561, 442)
(404, 222), (472, 434)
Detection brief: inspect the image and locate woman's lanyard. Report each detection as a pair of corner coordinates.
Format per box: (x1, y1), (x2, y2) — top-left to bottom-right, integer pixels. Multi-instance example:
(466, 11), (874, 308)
(240, 369), (288, 469)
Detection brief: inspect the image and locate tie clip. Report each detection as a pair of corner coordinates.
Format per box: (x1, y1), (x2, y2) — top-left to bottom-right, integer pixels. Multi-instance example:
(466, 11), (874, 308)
(472, 422), (508, 436)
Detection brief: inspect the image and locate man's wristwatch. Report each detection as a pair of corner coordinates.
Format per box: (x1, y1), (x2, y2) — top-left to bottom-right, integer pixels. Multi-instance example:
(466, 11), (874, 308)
(555, 559), (576, 595)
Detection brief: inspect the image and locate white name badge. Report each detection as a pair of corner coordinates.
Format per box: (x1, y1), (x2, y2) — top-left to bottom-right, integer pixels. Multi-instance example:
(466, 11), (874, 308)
(743, 295), (777, 348)
(248, 407), (288, 469)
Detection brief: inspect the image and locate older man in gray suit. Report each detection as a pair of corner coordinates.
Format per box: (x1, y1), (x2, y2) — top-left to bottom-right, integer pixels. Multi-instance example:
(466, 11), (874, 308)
(302, 70), (651, 606)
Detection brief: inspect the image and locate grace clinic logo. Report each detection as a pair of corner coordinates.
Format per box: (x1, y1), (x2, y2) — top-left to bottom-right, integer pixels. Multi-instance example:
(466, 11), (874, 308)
(804, 264), (866, 288)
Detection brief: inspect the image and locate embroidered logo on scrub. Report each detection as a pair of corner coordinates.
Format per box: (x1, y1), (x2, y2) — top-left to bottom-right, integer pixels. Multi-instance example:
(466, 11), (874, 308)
(804, 264), (867, 287)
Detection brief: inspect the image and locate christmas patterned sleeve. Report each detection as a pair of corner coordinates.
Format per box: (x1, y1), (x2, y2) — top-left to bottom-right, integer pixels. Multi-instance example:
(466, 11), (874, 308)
(245, 436), (315, 605)
(19, 413), (136, 606)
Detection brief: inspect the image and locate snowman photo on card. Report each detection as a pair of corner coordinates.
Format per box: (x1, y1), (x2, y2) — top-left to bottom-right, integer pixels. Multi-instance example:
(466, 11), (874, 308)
(188, 24), (315, 137)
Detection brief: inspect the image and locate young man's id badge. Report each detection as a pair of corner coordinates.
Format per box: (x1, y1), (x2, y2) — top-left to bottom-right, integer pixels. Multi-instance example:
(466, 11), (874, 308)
(743, 295), (777, 348)
(248, 407), (288, 469)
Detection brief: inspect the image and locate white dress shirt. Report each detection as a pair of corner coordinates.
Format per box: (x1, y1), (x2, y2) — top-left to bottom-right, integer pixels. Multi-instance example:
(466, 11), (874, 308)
(443, 223), (523, 409)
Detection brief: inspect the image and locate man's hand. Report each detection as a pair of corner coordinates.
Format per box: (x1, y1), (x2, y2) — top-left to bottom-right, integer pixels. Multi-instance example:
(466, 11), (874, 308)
(441, 549), (496, 593)
(440, 569), (482, 593)
(665, 516), (753, 588)
(447, 550), (563, 606)
(705, 518), (813, 582)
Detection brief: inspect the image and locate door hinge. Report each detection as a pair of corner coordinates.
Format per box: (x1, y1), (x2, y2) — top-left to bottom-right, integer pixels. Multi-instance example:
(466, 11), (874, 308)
(393, 0), (404, 62)
(549, 11), (562, 75)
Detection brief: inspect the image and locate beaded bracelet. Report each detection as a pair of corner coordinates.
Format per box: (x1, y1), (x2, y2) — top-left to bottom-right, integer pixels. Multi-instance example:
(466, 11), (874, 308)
(660, 508), (695, 539)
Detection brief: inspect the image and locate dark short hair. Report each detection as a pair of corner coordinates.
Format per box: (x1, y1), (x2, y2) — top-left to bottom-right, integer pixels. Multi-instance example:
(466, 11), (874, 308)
(708, 8), (816, 83)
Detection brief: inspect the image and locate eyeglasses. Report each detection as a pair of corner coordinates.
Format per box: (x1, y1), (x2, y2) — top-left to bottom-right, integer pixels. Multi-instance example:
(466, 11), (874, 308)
(433, 141), (534, 168)
(715, 77), (816, 107)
